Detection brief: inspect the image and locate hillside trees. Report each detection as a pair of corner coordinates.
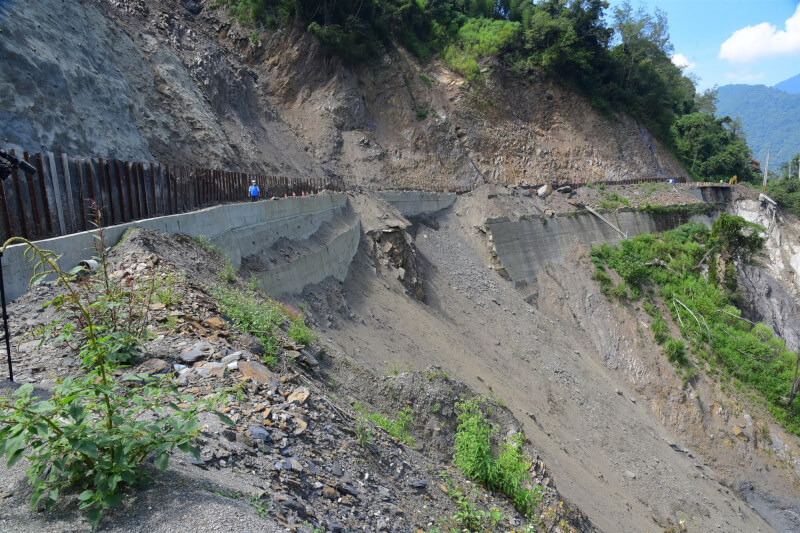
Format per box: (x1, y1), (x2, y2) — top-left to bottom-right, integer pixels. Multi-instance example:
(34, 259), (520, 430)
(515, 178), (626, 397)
(763, 153), (800, 216)
(671, 112), (756, 182)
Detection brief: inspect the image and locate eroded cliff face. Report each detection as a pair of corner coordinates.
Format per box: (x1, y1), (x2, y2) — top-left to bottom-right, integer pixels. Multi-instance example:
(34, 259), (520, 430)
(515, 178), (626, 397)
(731, 190), (800, 353)
(1, 0), (688, 190)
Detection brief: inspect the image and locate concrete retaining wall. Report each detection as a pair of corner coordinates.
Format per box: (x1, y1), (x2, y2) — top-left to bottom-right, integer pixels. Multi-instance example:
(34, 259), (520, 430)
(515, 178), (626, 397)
(378, 191), (457, 217)
(488, 209), (712, 285)
(2, 194), (355, 302)
(255, 219), (361, 297)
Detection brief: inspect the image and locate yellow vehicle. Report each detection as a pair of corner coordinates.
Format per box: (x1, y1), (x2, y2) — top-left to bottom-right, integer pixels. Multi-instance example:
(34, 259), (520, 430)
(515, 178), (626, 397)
(729, 175), (738, 184)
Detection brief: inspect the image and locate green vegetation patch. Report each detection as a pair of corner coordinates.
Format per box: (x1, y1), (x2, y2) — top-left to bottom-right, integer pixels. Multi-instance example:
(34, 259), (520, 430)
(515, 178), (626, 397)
(598, 192), (630, 211)
(453, 397), (542, 518)
(442, 18), (521, 79)
(591, 216), (800, 433)
(210, 286), (315, 365)
(354, 403), (415, 446)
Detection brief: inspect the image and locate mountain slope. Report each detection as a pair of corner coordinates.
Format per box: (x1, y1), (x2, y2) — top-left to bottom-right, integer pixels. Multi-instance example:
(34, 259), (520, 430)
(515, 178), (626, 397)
(716, 84), (800, 167)
(774, 72), (800, 94)
(0, 0), (688, 191)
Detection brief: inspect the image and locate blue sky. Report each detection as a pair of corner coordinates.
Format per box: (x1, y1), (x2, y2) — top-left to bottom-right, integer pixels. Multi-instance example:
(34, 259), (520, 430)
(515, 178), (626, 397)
(605, 0), (800, 91)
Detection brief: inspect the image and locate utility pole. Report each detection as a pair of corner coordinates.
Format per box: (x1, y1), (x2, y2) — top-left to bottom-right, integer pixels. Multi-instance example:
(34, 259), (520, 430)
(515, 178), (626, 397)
(763, 148), (770, 190)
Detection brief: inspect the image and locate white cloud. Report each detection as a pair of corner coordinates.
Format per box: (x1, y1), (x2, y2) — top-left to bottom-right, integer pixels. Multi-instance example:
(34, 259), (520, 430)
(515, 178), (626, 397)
(671, 53), (695, 70)
(719, 4), (800, 63)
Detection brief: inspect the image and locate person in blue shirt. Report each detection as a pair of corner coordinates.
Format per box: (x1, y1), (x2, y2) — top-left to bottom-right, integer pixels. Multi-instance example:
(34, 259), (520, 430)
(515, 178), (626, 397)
(249, 180), (259, 202)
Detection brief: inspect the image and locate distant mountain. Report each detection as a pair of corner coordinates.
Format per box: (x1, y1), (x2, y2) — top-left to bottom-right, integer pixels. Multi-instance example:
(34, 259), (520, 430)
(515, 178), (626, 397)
(774, 73), (800, 94)
(716, 84), (800, 169)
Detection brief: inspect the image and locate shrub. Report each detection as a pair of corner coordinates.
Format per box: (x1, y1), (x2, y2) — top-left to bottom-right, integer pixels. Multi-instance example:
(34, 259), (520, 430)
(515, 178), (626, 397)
(156, 272), (184, 308)
(288, 315), (317, 345)
(664, 338), (687, 366)
(610, 281), (628, 301)
(211, 286), (316, 365)
(218, 258), (238, 283)
(211, 285), (284, 360)
(193, 234), (220, 254)
(416, 102), (430, 120)
(651, 315), (668, 344)
(453, 397), (542, 518)
(0, 229), (230, 529)
(354, 404), (415, 446)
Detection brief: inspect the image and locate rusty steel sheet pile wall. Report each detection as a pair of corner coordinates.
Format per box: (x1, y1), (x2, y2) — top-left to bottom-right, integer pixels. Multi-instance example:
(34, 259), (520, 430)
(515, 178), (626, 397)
(0, 150), (341, 242)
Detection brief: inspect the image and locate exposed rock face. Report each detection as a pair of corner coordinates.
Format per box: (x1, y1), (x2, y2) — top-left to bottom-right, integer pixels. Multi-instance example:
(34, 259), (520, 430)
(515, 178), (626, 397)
(2, 0), (688, 191)
(731, 192), (800, 352)
(738, 263), (800, 352)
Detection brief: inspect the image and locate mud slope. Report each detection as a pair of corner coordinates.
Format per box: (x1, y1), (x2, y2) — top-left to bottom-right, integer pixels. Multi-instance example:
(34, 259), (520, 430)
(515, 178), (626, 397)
(300, 191), (787, 532)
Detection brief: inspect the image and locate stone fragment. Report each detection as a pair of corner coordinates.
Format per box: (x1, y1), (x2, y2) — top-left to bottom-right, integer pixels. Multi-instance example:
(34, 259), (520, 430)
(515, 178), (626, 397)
(556, 186), (572, 193)
(733, 425), (750, 441)
(18, 341), (39, 353)
(204, 316), (226, 329)
(137, 358), (169, 375)
(221, 352), (242, 365)
(407, 479), (427, 490)
(293, 416), (308, 435)
(537, 184), (552, 197)
(149, 302), (166, 311)
(287, 386), (310, 404)
(336, 484), (358, 497)
(248, 426), (271, 442)
(197, 362), (226, 378)
(385, 219), (407, 230)
(239, 360), (272, 384)
(299, 349), (320, 368)
(180, 341), (213, 363)
(239, 334), (263, 355)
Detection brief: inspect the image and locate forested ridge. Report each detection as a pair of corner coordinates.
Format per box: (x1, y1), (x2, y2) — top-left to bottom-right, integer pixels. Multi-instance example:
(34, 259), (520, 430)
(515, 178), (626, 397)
(218, 0), (762, 183)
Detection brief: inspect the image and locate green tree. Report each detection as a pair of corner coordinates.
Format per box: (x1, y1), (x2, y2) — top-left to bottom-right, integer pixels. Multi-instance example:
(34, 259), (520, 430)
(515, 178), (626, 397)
(671, 112), (756, 182)
(710, 212), (765, 264)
